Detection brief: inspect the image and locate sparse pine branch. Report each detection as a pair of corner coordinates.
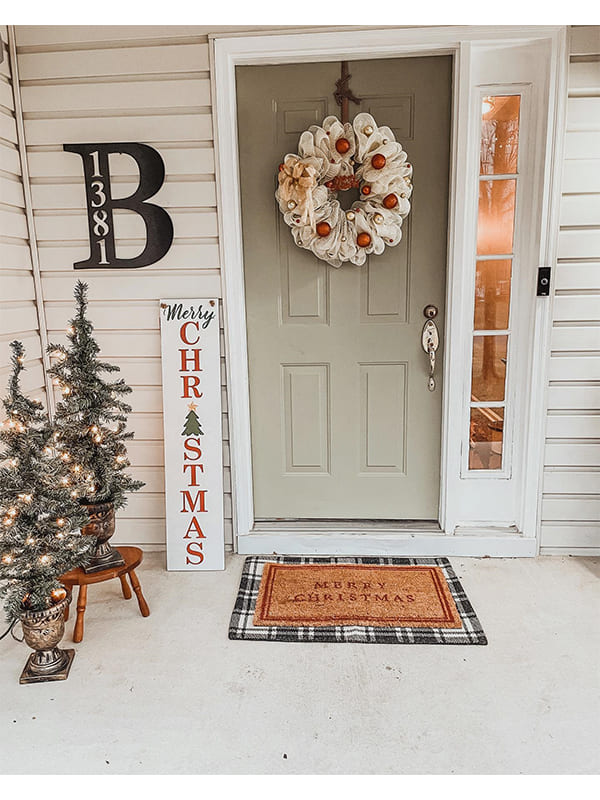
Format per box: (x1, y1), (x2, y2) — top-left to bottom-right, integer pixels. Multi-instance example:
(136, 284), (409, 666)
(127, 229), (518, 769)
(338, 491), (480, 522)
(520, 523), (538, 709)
(47, 282), (144, 510)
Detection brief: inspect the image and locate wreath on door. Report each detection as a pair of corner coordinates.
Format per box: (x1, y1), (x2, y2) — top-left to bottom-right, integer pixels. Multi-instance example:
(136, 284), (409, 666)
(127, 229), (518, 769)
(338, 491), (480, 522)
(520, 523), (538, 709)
(275, 112), (413, 268)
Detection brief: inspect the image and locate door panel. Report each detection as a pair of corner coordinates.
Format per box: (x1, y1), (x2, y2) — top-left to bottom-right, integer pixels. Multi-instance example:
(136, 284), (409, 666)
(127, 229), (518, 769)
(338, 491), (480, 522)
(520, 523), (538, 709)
(237, 56), (452, 519)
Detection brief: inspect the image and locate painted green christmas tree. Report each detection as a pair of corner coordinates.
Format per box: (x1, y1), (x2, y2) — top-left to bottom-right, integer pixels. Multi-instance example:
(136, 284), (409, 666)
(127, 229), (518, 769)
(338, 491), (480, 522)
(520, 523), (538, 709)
(181, 403), (204, 437)
(0, 342), (92, 621)
(46, 281), (144, 510)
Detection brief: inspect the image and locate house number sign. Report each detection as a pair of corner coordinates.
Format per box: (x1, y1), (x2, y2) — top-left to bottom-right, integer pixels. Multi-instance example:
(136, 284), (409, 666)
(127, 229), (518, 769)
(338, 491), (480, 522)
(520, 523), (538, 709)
(159, 299), (225, 571)
(64, 142), (174, 269)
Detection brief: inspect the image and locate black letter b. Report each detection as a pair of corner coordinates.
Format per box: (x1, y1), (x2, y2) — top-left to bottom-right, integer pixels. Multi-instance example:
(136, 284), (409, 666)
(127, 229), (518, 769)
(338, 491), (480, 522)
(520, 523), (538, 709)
(63, 142), (174, 269)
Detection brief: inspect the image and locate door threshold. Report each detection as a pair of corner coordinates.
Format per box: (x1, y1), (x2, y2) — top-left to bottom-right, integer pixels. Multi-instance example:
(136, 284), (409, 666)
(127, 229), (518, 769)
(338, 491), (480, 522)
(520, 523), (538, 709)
(253, 519), (442, 533)
(238, 529), (536, 557)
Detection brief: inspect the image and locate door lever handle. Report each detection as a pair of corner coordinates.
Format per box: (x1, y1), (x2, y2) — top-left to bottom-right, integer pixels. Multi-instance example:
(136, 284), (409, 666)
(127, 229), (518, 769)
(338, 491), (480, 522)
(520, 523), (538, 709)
(421, 305), (439, 392)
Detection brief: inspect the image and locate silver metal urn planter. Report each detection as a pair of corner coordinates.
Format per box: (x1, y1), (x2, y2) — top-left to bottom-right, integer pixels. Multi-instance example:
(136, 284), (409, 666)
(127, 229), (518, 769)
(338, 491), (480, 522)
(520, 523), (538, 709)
(81, 501), (125, 573)
(19, 593), (74, 684)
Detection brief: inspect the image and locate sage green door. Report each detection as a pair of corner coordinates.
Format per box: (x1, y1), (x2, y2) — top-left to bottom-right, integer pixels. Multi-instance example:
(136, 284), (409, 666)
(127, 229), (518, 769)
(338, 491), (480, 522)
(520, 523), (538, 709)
(237, 56), (452, 520)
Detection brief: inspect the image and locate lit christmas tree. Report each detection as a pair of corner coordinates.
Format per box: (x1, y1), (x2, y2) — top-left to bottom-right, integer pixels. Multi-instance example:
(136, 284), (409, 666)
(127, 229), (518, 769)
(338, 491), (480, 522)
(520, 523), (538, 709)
(0, 342), (91, 621)
(47, 281), (144, 571)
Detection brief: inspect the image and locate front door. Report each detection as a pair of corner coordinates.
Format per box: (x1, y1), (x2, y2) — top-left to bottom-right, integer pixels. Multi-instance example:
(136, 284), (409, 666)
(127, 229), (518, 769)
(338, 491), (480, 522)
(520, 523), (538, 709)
(237, 56), (452, 520)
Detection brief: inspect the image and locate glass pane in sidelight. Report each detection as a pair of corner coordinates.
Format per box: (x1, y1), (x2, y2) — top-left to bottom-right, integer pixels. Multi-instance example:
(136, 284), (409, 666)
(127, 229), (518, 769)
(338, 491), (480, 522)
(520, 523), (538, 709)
(480, 95), (521, 176)
(469, 407), (504, 470)
(477, 179), (516, 256)
(471, 335), (508, 402)
(474, 259), (512, 330)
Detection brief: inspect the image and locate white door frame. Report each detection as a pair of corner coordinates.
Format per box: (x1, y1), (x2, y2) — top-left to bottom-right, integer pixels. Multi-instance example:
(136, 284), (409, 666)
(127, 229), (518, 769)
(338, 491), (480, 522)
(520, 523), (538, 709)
(211, 25), (568, 557)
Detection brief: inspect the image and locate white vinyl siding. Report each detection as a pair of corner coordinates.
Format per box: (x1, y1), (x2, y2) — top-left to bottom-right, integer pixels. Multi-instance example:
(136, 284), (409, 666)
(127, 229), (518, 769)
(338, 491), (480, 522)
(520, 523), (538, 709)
(540, 26), (600, 555)
(0, 25), (46, 413)
(10, 25), (232, 550)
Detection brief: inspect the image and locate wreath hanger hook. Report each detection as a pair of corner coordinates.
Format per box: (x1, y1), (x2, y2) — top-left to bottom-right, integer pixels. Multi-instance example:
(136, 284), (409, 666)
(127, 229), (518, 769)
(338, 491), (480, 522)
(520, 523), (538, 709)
(334, 61), (361, 124)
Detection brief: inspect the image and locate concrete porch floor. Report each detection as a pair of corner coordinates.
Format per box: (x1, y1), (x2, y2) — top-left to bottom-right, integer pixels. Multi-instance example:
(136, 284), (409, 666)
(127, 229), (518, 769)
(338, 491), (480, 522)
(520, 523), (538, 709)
(0, 552), (598, 775)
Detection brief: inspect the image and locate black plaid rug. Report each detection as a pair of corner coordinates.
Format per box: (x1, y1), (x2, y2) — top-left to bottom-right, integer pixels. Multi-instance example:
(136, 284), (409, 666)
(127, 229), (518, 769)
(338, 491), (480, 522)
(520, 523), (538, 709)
(229, 556), (487, 645)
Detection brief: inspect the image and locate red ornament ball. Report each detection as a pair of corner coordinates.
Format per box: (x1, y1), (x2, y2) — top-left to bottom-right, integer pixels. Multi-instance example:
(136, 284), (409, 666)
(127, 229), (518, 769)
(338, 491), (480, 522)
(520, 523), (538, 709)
(357, 232), (371, 248)
(372, 153), (387, 170)
(335, 137), (351, 154)
(316, 222), (331, 237)
(50, 587), (67, 604)
(361, 185), (371, 196)
(383, 193), (398, 209)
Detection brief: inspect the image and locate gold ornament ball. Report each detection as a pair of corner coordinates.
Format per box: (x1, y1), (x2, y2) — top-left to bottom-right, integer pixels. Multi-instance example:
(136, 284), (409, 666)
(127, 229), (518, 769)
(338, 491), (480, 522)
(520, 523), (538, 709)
(374, 213), (384, 224)
(383, 193), (398, 209)
(335, 137), (351, 154)
(363, 125), (374, 136)
(372, 154), (386, 170)
(316, 221), (331, 237)
(50, 587), (67, 604)
(357, 232), (372, 248)
(287, 200), (297, 210)
(346, 211), (356, 221)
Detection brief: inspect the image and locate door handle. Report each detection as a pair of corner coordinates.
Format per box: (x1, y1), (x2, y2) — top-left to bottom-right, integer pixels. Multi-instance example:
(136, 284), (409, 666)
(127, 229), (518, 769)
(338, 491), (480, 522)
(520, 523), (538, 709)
(421, 305), (439, 392)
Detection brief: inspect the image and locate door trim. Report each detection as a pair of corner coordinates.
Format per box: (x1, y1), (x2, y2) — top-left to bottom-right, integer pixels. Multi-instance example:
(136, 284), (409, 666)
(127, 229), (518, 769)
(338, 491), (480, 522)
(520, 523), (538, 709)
(211, 25), (567, 556)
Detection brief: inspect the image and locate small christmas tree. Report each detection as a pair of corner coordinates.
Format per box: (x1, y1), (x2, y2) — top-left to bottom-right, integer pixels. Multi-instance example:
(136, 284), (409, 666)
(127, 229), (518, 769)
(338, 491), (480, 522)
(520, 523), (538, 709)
(47, 281), (144, 511)
(181, 403), (204, 437)
(0, 342), (91, 621)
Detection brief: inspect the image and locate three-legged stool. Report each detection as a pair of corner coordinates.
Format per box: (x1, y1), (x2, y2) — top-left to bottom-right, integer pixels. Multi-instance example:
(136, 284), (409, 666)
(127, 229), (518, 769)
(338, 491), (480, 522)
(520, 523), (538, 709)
(60, 546), (150, 643)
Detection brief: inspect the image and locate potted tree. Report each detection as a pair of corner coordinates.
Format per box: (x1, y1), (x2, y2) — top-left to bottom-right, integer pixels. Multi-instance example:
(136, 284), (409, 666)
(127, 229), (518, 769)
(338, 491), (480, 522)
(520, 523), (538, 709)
(47, 282), (144, 573)
(0, 342), (92, 683)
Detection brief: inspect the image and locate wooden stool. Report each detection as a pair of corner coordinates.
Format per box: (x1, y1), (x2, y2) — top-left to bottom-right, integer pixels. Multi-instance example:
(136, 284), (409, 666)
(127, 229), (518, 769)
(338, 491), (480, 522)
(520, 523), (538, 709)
(60, 546), (150, 643)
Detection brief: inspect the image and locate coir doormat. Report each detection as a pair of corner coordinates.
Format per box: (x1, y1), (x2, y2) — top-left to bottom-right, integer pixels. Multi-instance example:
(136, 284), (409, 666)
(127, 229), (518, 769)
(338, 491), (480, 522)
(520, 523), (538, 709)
(229, 556), (487, 645)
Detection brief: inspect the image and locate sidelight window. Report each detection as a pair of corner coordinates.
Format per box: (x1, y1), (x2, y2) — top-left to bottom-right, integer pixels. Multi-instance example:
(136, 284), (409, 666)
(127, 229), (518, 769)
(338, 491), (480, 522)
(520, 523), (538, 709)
(468, 95), (521, 471)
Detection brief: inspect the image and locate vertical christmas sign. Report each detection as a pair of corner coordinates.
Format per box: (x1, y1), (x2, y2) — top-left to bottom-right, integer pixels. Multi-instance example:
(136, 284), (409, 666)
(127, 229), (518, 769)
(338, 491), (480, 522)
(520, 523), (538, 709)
(159, 299), (224, 570)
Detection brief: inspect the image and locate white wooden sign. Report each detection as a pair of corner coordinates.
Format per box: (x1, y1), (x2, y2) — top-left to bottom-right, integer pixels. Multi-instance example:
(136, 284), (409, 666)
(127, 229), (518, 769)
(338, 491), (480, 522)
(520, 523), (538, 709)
(159, 299), (224, 570)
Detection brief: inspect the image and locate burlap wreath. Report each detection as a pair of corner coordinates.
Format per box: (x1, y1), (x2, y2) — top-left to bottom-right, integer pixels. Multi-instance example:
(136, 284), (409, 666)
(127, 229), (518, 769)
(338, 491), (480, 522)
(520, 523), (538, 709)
(276, 113), (413, 268)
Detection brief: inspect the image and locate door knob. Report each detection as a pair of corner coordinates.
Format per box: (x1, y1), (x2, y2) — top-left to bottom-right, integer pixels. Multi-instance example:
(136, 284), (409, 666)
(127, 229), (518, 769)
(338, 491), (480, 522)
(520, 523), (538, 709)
(422, 307), (440, 391)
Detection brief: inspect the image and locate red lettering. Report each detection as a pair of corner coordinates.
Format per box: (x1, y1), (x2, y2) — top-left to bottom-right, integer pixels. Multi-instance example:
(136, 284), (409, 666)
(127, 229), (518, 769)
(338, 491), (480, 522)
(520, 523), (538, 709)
(183, 463), (205, 485)
(180, 490), (208, 513)
(180, 321), (200, 345)
(183, 516), (206, 539)
(186, 541), (204, 565)
(179, 348), (203, 372)
(183, 438), (202, 461)
(181, 375), (203, 398)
